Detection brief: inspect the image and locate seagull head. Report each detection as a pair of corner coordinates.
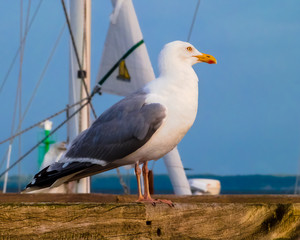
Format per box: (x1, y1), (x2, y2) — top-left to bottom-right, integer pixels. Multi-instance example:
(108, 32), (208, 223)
(158, 41), (217, 75)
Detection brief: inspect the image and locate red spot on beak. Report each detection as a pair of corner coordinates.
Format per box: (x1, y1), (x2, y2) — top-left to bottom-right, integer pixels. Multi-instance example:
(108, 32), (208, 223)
(208, 60), (216, 64)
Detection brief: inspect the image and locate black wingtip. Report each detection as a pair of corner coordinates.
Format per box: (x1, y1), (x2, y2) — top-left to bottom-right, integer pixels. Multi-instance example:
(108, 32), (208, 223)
(24, 161), (98, 191)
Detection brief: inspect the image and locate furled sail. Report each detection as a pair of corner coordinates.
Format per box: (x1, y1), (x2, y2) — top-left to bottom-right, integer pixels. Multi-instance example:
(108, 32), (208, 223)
(96, 0), (155, 96)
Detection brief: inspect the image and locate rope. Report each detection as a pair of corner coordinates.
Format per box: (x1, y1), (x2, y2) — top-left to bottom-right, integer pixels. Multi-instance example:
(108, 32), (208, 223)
(61, 0), (97, 119)
(17, 0), (24, 190)
(0, 0), (99, 183)
(1, 22), (65, 188)
(0, 99), (91, 179)
(24, 1), (32, 34)
(3, 13), (24, 189)
(17, 0), (32, 192)
(187, 0), (201, 42)
(9, 61), (21, 145)
(96, 39), (144, 87)
(116, 167), (129, 194)
(20, 24), (66, 124)
(0, 97), (88, 146)
(1, 23), (65, 184)
(0, 149), (9, 171)
(0, 0), (43, 96)
(1, 1), (32, 189)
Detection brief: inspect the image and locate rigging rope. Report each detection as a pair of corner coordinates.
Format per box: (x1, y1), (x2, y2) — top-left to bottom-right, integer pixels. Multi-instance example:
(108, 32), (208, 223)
(20, 24), (66, 125)
(0, 99), (91, 179)
(1, 22), (66, 187)
(9, 57), (22, 147)
(2, 0), (28, 192)
(17, 0), (32, 192)
(0, 0), (43, 96)
(0, 1), (100, 184)
(0, 149), (9, 172)
(0, 97), (88, 146)
(61, 0), (97, 119)
(187, 0), (201, 42)
(1, 17), (64, 189)
(116, 167), (129, 194)
(1, 1), (33, 191)
(96, 39), (144, 87)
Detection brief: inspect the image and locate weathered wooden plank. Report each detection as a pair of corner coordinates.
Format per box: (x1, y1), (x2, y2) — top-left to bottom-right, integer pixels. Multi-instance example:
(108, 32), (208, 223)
(1, 193), (300, 204)
(0, 194), (300, 239)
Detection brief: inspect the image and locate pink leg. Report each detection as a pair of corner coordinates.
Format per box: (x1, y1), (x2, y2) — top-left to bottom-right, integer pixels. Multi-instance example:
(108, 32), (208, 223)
(143, 161), (151, 200)
(135, 162), (144, 201)
(140, 161), (174, 207)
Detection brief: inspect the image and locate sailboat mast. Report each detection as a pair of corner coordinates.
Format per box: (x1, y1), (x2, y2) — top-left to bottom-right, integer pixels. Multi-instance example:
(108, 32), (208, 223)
(68, 0), (91, 193)
(2, 145), (12, 193)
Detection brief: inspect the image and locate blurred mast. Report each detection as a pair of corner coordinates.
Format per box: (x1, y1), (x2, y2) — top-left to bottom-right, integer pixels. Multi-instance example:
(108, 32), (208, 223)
(68, 0), (91, 193)
(2, 145), (12, 193)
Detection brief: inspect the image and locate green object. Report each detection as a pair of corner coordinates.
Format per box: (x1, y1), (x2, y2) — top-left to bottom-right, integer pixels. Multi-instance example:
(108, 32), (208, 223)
(38, 129), (55, 168)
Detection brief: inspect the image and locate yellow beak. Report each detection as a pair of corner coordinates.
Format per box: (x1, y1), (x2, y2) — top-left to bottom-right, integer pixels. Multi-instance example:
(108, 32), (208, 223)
(194, 53), (217, 64)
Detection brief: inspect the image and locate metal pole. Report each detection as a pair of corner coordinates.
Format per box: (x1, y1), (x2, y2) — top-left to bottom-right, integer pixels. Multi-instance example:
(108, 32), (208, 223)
(68, 0), (91, 193)
(163, 147), (192, 195)
(3, 144), (12, 193)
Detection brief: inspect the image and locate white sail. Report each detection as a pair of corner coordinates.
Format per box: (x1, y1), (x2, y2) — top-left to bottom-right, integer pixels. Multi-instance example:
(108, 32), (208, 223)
(97, 0), (154, 96)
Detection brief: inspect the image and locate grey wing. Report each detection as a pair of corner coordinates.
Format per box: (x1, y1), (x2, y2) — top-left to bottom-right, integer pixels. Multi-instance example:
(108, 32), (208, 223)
(65, 92), (166, 162)
(24, 92), (167, 191)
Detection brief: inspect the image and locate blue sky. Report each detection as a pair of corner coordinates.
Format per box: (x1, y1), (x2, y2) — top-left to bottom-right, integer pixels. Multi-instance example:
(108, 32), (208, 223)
(0, 0), (300, 177)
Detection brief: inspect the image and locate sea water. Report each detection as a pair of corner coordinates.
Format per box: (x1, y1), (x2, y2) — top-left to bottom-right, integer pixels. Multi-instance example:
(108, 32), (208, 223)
(2, 174), (298, 194)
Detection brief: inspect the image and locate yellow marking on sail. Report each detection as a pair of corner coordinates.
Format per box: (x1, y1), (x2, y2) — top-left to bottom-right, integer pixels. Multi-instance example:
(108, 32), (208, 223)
(117, 60), (131, 81)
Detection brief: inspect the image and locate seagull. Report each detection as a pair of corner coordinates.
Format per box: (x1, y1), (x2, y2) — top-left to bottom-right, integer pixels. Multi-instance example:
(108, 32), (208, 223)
(24, 41), (217, 205)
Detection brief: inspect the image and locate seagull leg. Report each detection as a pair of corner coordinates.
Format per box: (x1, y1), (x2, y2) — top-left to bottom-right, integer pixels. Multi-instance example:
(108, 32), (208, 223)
(142, 161), (174, 207)
(142, 161), (152, 201)
(135, 161), (174, 207)
(135, 162), (144, 201)
(140, 161), (155, 206)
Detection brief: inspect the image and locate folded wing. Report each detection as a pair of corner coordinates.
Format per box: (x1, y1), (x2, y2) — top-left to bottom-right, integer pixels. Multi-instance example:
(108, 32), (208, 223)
(25, 91), (166, 191)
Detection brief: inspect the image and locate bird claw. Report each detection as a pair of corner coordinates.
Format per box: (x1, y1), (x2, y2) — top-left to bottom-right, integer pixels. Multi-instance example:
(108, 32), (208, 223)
(155, 199), (174, 207)
(136, 198), (174, 207)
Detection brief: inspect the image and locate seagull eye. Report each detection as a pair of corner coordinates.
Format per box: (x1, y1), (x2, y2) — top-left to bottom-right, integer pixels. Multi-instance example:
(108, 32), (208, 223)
(186, 46), (193, 51)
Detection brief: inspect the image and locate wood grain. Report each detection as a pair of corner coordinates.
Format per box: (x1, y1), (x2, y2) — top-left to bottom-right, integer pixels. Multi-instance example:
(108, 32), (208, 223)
(0, 194), (299, 239)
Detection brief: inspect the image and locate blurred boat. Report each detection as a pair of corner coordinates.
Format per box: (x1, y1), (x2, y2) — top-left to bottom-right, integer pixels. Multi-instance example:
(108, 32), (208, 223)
(189, 178), (221, 195)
